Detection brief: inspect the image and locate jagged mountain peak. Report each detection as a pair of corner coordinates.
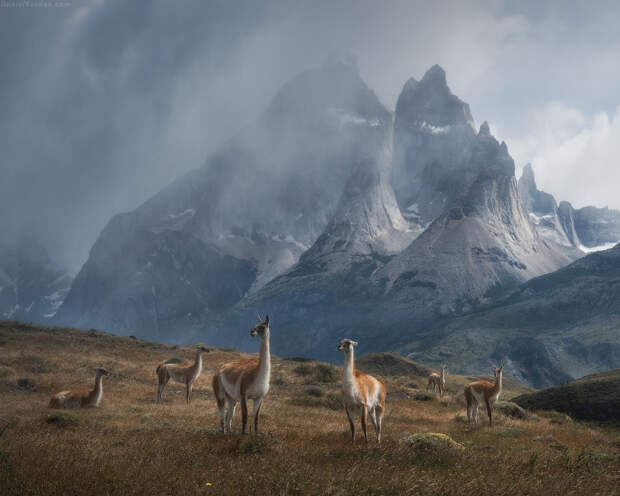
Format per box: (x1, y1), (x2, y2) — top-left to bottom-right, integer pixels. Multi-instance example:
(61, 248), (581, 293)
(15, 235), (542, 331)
(395, 64), (475, 129)
(479, 121), (491, 136)
(521, 163), (535, 183)
(420, 64), (447, 86)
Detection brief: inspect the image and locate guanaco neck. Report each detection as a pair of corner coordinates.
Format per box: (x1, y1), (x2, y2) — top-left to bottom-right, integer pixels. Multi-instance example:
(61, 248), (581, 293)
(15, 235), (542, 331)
(343, 349), (355, 385)
(93, 373), (104, 400)
(194, 350), (204, 373)
(491, 370), (502, 395)
(257, 332), (271, 380)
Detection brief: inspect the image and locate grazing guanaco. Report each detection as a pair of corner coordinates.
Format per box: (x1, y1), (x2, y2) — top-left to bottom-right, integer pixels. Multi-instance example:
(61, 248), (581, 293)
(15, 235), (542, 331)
(212, 315), (271, 434)
(156, 346), (211, 405)
(464, 363), (504, 426)
(49, 368), (110, 409)
(427, 365), (447, 396)
(338, 339), (386, 443)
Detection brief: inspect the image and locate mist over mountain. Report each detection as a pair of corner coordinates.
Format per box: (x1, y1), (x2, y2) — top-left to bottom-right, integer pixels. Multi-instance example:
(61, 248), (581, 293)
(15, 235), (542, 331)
(9, 54), (617, 387)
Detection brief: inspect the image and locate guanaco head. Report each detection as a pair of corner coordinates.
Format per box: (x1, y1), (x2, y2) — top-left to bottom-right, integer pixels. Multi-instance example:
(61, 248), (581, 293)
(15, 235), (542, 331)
(197, 345), (211, 353)
(337, 339), (358, 353)
(250, 315), (270, 339)
(95, 368), (110, 377)
(493, 362), (505, 378)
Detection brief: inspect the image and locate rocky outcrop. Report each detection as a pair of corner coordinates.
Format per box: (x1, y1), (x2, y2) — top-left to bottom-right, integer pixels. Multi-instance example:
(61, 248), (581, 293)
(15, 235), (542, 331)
(392, 65), (477, 226)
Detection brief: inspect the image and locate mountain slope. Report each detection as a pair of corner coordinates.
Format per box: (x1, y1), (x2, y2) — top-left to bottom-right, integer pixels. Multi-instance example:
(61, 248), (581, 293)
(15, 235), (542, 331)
(55, 58), (392, 340)
(518, 163), (620, 252)
(0, 237), (72, 322)
(401, 243), (620, 387)
(513, 369), (620, 422)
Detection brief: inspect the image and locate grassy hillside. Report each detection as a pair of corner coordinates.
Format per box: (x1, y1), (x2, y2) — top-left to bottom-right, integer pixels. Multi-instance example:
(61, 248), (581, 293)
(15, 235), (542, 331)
(514, 370), (620, 422)
(0, 321), (619, 495)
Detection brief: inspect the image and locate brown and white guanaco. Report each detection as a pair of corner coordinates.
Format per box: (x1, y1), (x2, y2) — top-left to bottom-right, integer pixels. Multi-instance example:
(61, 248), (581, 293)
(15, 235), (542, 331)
(156, 346), (210, 405)
(49, 368), (110, 409)
(212, 315), (271, 434)
(427, 365), (447, 396)
(464, 362), (504, 426)
(337, 339), (386, 443)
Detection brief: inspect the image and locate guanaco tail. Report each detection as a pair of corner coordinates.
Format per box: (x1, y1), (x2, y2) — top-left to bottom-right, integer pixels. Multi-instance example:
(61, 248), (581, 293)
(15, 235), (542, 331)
(212, 315), (271, 434)
(49, 368), (110, 409)
(338, 339), (386, 443)
(464, 362), (504, 426)
(156, 346), (211, 404)
(427, 364), (447, 396)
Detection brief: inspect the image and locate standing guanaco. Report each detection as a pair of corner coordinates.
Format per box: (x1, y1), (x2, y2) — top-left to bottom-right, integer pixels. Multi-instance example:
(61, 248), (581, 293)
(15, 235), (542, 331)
(338, 339), (386, 443)
(212, 315), (271, 434)
(427, 365), (447, 396)
(156, 346), (211, 405)
(464, 363), (504, 426)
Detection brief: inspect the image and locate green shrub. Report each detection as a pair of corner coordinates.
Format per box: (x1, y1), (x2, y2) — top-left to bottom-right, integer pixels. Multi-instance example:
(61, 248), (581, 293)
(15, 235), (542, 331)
(325, 393), (343, 411)
(413, 391), (434, 401)
(164, 357), (184, 364)
(46, 411), (79, 428)
(293, 364), (313, 377)
(238, 434), (272, 455)
(20, 355), (52, 374)
(537, 410), (572, 424)
(399, 433), (465, 466)
(495, 401), (528, 419)
(306, 386), (325, 398)
(314, 364), (337, 383)
(0, 366), (15, 379)
(497, 427), (524, 438)
(17, 378), (35, 390)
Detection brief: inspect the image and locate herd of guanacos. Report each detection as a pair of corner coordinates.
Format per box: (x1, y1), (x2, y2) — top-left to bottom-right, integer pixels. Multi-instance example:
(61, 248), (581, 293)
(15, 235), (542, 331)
(49, 315), (505, 442)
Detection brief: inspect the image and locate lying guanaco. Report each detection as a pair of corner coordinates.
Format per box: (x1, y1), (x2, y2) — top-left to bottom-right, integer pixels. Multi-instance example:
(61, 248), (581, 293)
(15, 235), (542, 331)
(49, 368), (110, 409)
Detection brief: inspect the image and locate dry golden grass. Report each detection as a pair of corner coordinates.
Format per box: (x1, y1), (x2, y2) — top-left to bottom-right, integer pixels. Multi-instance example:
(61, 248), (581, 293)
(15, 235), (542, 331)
(0, 321), (619, 495)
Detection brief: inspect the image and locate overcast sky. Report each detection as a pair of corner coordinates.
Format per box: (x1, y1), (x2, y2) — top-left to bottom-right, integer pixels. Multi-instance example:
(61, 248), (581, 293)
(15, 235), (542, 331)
(2, 0), (620, 272)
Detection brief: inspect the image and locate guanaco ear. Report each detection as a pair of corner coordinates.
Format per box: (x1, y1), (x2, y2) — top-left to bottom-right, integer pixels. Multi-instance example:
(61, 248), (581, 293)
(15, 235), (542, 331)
(351, 340), (358, 347)
(264, 315), (270, 325)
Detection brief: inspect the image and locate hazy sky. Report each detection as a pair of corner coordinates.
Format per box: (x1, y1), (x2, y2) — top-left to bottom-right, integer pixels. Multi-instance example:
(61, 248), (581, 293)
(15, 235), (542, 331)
(2, 0), (620, 272)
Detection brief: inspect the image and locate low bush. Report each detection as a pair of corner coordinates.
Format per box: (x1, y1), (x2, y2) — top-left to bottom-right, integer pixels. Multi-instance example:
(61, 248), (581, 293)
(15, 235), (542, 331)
(46, 411), (79, 428)
(413, 391), (434, 401)
(399, 432), (465, 466)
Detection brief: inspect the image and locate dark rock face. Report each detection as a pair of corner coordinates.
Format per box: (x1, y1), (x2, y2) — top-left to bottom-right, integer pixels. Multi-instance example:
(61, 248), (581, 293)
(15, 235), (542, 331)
(55, 216), (256, 341)
(55, 59), (393, 338)
(0, 238), (72, 323)
(573, 206), (620, 247)
(392, 65), (477, 225)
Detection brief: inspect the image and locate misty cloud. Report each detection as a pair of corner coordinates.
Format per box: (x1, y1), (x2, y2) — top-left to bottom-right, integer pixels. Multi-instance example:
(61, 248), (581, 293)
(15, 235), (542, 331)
(2, 0), (620, 272)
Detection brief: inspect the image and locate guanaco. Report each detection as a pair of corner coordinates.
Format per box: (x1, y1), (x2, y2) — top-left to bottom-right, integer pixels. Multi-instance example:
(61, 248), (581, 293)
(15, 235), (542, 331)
(464, 363), (504, 426)
(338, 339), (386, 443)
(212, 315), (271, 434)
(156, 346), (211, 405)
(427, 365), (447, 396)
(49, 368), (110, 409)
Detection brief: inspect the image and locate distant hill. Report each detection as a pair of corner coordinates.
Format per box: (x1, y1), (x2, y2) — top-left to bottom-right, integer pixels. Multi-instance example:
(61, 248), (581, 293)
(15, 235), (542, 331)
(402, 243), (620, 388)
(513, 369), (620, 422)
(356, 352), (430, 377)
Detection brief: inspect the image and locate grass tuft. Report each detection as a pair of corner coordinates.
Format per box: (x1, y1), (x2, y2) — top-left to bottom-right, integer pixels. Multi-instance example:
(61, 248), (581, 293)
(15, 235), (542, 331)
(46, 411), (79, 428)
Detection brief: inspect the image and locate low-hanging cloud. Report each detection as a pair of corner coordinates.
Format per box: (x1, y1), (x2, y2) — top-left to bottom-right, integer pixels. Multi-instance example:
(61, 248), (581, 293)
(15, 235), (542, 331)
(2, 0), (620, 272)
(508, 103), (620, 210)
